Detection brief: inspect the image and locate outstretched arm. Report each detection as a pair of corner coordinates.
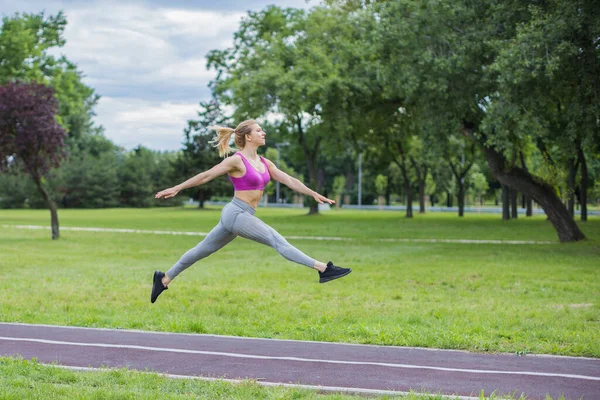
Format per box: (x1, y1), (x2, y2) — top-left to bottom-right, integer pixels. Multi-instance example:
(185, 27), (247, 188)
(264, 159), (335, 205)
(155, 157), (238, 199)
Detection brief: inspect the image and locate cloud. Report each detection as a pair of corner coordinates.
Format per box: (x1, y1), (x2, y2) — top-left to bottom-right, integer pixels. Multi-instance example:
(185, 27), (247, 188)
(57, 3), (243, 84)
(2, 0), (313, 150)
(154, 58), (216, 83)
(45, 2), (246, 149)
(96, 97), (200, 151)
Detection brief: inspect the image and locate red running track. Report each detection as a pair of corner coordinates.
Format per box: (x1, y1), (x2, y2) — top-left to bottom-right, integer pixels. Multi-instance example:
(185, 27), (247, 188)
(0, 323), (598, 399)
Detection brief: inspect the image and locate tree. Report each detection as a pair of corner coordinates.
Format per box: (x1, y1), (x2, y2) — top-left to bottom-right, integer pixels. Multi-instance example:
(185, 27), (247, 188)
(365, 0), (590, 241)
(118, 146), (179, 208)
(59, 134), (121, 208)
(445, 135), (476, 217)
(0, 12), (67, 83)
(1, 11), (108, 212)
(332, 175), (346, 207)
(409, 136), (431, 214)
(0, 166), (31, 208)
(264, 146), (304, 203)
(487, 0), (599, 227)
(469, 166), (490, 207)
(374, 174), (388, 206)
(207, 6), (364, 214)
(0, 12), (100, 140)
(174, 99), (232, 208)
(0, 82), (67, 239)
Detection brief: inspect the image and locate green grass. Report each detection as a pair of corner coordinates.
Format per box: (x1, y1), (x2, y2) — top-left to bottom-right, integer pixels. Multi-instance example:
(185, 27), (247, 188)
(0, 207), (596, 399)
(1, 205), (599, 241)
(1, 207), (598, 357)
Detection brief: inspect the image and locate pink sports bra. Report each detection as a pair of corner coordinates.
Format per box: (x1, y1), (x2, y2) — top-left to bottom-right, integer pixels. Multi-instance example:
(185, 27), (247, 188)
(229, 152), (271, 191)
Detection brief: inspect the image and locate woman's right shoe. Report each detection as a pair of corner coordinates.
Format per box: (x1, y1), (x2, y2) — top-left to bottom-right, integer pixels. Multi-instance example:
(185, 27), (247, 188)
(151, 270), (168, 303)
(319, 261), (352, 283)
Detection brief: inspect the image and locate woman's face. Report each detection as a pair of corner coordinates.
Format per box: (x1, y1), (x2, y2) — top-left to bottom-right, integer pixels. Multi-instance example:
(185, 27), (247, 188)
(247, 124), (266, 146)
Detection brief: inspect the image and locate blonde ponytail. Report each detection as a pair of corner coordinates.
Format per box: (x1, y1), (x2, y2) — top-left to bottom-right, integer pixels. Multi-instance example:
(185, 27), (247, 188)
(208, 119), (257, 157)
(208, 126), (235, 157)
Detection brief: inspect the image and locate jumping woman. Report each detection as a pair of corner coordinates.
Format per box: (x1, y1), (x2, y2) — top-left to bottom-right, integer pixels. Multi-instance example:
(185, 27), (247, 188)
(151, 119), (351, 303)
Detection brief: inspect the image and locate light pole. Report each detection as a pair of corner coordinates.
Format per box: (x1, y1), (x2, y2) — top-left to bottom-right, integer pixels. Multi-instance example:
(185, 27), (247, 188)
(275, 142), (289, 203)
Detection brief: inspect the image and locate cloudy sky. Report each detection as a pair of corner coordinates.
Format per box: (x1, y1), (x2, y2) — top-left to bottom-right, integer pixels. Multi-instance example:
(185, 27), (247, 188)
(0, 0), (313, 150)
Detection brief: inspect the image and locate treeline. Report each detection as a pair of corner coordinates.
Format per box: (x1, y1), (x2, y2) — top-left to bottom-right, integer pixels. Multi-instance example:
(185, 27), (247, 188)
(201, 0), (599, 241)
(1, 2), (599, 243)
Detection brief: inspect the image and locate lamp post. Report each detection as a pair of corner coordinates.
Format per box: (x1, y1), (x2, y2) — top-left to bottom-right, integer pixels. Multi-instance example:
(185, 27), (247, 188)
(275, 142), (289, 203)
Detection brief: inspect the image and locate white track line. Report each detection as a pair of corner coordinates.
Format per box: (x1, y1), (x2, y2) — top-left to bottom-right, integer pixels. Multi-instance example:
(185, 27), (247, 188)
(2, 224), (556, 245)
(1, 337), (598, 382)
(49, 365), (479, 400)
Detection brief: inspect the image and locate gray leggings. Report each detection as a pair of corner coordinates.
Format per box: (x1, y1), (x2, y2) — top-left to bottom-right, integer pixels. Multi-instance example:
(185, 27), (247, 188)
(166, 197), (316, 279)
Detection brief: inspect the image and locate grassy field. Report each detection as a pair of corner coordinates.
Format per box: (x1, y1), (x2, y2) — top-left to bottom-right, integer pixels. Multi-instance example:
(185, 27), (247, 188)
(0, 207), (598, 399)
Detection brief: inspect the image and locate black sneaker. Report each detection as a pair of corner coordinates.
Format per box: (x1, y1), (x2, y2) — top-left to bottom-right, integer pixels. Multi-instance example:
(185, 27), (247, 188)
(319, 261), (352, 283)
(151, 270), (168, 303)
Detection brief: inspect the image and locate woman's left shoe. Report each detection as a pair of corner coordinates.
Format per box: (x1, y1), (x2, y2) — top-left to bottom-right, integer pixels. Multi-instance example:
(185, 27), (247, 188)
(319, 261), (352, 283)
(151, 270), (168, 303)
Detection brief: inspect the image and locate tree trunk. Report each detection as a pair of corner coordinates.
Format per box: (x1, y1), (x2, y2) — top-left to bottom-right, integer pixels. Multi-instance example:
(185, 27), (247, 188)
(519, 152), (533, 217)
(307, 172), (319, 215)
(418, 180), (425, 213)
(578, 147), (588, 222)
(567, 157), (577, 217)
(296, 116), (320, 215)
(446, 191), (453, 208)
(391, 147), (412, 218)
(501, 184), (510, 221)
(449, 161), (471, 218)
(197, 191), (205, 209)
(405, 181), (413, 218)
(410, 159), (427, 214)
(510, 188), (518, 219)
(484, 146), (584, 242)
(32, 174), (60, 240)
(457, 183), (465, 217)
(306, 154), (319, 215)
(385, 183), (391, 206)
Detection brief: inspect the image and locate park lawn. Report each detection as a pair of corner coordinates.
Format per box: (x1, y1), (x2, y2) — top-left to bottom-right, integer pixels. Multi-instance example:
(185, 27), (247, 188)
(1, 205), (599, 241)
(0, 207), (598, 358)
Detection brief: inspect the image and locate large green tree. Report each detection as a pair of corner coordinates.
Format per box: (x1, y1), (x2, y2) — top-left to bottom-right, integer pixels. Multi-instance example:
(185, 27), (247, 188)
(486, 0), (600, 224)
(207, 6), (365, 214)
(0, 12), (100, 140)
(0, 11), (108, 214)
(361, 0), (591, 241)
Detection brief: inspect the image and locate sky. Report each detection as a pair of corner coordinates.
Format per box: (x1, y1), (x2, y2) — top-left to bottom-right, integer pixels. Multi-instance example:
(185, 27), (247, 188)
(0, 0), (314, 151)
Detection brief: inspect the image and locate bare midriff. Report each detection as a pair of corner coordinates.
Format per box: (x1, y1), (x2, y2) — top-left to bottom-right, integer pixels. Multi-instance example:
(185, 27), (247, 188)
(234, 190), (263, 209)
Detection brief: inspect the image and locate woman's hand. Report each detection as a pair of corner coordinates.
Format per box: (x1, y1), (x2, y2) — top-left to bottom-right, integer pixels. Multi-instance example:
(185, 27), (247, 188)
(155, 186), (180, 199)
(312, 192), (335, 205)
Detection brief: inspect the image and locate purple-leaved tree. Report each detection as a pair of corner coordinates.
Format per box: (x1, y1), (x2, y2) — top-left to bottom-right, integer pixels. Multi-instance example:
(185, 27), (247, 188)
(0, 82), (67, 239)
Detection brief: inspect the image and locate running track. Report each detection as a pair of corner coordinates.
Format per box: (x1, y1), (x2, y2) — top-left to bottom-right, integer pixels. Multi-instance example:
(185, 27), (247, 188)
(1, 323), (598, 399)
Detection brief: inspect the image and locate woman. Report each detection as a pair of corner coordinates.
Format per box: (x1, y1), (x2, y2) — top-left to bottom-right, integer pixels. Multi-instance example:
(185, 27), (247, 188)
(151, 119), (351, 303)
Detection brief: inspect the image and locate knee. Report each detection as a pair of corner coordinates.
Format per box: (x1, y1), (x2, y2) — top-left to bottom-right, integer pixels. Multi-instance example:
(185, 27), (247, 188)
(273, 236), (292, 254)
